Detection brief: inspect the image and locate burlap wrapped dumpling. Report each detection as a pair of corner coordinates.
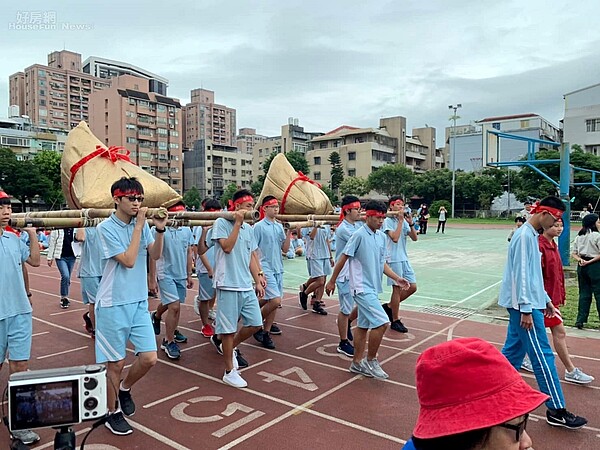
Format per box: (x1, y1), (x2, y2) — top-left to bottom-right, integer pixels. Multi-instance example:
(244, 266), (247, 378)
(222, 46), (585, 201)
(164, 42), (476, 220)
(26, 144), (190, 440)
(258, 153), (333, 214)
(61, 121), (182, 209)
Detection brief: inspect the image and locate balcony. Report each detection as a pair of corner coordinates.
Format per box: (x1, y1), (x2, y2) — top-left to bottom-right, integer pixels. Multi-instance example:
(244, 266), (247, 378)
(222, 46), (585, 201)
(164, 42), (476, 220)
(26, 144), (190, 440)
(405, 150), (427, 160)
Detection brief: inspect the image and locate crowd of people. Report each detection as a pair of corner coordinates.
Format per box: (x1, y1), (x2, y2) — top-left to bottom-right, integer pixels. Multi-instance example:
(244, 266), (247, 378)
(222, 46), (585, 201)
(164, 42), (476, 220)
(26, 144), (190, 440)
(1, 182), (597, 448)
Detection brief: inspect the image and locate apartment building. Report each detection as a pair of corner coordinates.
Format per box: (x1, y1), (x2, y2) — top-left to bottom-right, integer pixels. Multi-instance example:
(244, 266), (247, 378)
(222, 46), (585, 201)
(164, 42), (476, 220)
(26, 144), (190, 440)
(183, 89), (236, 148)
(89, 75), (184, 193)
(83, 56), (168, 96)
(563, 83), (600, 155)
(0, 115), (67, 159)
(9, 50), (111, 130)
(183, 139), (253, 199)
(236, 127), (267, 154)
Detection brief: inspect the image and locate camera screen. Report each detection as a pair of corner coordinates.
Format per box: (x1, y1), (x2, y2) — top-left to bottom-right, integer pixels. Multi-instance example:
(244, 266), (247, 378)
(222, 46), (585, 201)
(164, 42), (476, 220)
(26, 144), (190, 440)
(10, 380), (79, 430)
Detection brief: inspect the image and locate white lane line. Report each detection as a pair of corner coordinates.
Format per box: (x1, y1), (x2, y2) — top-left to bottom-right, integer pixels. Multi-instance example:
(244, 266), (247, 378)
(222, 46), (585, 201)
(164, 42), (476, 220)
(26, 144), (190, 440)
(180, 342), (211, 353)
(32, 331), (50, 337)
(239, 358), (272, 373)
(296, 337), (325, 350)
(143, 386), (200, 409)
(129, 419), (192, 450)
(451, 280), (502, 307)
(285, 312), (310, 320)
(50, 308), (86, 316)
(187, 318), (203, 323)
(35, 428), (90, 449)
(37, 346), (88, 360)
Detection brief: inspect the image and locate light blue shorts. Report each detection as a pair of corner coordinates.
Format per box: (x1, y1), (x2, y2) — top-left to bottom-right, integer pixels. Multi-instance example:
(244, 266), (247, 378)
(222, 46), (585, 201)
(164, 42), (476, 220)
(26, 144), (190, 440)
(264, 272), (283, 300)
(95, 300), (157, 363)
(214, 289), (262, 335)
(81, 276), (101, 305)
(0, 313), (32, 361)
(387, 261), (417, 285)
(198, 273), (215, 301)
(158, 278), (187, 305)
(354, 292), (390, 330)
(336, 279), (355, 315)
(307, 258), (332, 278)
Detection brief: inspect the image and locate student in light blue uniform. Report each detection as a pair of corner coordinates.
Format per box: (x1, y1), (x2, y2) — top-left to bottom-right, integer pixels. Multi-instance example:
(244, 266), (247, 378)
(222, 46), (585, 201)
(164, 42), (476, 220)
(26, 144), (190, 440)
(382, 196), (418, 334)
(326, 200), (408, 380)
(193, 199), (222, 338)
(334, 195), (362, 357)
(0, 190), (41, 446)
(253, 196), (291, 349)
(76, 227), (106, 337)
(149, 203), (195, 360)
(499, 196), (587, 430)
(95, 177), (167, 436)
(205, 190), (264, 389)
(299, 223), (333, 315)
(286, 230), (305, 259)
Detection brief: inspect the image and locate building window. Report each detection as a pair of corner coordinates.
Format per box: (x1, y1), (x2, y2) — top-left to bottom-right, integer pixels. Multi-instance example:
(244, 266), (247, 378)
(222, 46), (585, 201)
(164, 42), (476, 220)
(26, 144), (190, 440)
(585, 145), (600, 155)
(492, 122), (500, 130)
(520, 120), (530, 128)
(586, 119), (600, 132)
(38, 69), (46, 77)
(354, 137), (364, 143)
(314, 172), (321, 181)
(348, 152), (356, 160)
(39, 109), (47, 117)
(319, 142), (327, 149)
(348, 169), (356, 177)
(39, 89), (46, 96)
(314, 157), (321, 165)
(105, 99), (109, 108)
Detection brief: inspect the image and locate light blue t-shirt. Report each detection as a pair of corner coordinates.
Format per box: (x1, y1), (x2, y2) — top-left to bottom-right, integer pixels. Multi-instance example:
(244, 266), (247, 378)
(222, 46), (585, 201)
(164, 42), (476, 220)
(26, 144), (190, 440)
(211, 218), (257, 291)
(0, 231), (32, 320)
(383, 217), (411, 263)
(77, 228), (106, 278)
(153, 226), (194, 280)
(335, 219), (362, 282)
(254, 218), (286, 274)
(96, 213), (155, 307)
(343, 224), (387, 295)
(498, 222), (551, 313)
(303, 225), (330, 260)
(197, 228), (215, 274)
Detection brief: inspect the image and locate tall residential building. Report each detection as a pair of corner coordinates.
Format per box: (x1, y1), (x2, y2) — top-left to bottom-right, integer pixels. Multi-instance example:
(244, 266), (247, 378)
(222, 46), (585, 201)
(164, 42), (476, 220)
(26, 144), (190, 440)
(9, 50), (111, 130)
(88, 75), (184, 193)
(0, 115), (67, 160)
(183, 139), (253, 199)
(236, 127), (267, 154)
(251, 119), (323, 178)
(83, 56), (168, 96)
(563, 83), (600, 155)
(183, 89), (236, 148)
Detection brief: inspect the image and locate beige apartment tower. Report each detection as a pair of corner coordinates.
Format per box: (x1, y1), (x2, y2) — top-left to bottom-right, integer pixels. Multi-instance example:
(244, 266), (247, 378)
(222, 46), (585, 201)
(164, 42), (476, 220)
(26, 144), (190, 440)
(183, 89), (236, 148)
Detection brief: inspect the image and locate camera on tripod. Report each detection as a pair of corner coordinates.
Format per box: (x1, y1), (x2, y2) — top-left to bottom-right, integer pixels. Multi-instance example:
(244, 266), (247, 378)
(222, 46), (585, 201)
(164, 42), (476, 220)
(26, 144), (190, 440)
(8, 365), (107, 432)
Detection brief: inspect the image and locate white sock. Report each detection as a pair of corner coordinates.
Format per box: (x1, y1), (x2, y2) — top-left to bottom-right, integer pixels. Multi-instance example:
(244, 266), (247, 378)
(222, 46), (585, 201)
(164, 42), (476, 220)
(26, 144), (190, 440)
(120, 381), (130, 391)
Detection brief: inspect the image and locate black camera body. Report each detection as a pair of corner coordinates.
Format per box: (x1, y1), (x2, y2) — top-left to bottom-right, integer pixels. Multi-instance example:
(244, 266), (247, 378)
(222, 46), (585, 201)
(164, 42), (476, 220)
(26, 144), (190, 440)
(8, 365), (107, 431)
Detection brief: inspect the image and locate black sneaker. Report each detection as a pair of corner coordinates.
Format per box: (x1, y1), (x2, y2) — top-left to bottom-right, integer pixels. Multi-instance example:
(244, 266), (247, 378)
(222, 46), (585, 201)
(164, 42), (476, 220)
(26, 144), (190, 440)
(211, 334), (223, 355)
(347, 320), (353, 341)
(382, 303), (393, 322)
(105, 410), (133, 435)
(299, 284), (308, 310)
(269, 323), (282, 335)
(546, 408), (587, 429)
(235, 348), (249, 368)
(83, 312), (94, 334)
(390, 319), (408, 333)
(118, 387), (135, 416)
(575, 322), (584, 330)
(253, 329), (265, 343)
(259, 331), (276, 349)
(312, 302), (327, 315)
(60, 297), (70, 309)
(151, 311), (161, 335)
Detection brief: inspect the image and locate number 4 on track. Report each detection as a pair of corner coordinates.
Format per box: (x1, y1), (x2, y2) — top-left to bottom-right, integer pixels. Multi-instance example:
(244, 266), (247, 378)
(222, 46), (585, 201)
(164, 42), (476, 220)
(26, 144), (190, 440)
(257, 367), (318, 391)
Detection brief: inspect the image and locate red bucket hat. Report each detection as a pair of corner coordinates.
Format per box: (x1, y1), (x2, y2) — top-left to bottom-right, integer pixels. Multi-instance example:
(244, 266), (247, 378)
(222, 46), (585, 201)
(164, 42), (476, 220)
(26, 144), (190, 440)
(413, 337), (548, 439)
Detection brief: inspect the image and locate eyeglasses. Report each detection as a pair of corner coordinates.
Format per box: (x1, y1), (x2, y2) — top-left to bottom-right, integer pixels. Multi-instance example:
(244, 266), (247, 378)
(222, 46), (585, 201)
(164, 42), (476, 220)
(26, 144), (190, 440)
(123, 195), (144, 203)
(498, 414), (528, 442)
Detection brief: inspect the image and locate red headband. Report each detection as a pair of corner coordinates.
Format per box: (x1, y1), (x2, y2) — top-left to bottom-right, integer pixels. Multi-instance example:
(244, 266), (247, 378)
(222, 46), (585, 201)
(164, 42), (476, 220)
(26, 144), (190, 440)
(390, 199), (404, 206)
(113, 189), (142, 198)
(168, 204), (186, 212)
(259, 198), (280, 220)
(0, 191), (10, 199)
(227, 195), (254, 211)
(338, 201), (361, 225)
(365, 210), (386, 218)
(205, 208), (220, 212)
(529, 202), (564, 219)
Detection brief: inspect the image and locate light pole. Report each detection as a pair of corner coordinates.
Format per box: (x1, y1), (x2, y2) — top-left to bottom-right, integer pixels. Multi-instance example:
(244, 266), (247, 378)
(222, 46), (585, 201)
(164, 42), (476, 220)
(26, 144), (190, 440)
(448, 104), (462, 219)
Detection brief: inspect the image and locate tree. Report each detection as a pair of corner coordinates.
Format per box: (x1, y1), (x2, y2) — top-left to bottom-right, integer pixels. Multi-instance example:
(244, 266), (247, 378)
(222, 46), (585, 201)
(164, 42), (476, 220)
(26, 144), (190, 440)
(33, 150), (63, 208)
(2, 160), (52, 210)
(339, 176), (370, 197)
(220, 183), (239, 208)
(409, 169), (452, 204)
(367, 164), (414, 198)
(250, 179), (264, 198)
(0, 148), (18, 190)
(320, 185), (338, 205)
(183, 186), (201, 210)
(455, 172), (503, 210)
(328, 151), (344, 191)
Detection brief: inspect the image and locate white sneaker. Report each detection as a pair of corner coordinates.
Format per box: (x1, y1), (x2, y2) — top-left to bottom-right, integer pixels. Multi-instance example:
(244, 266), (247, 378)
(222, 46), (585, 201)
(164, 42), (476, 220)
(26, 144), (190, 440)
(193, 295), (200, 316)
(208, 308), (217, 320)
(521, 355), (534, 373)
(565, 367), (595, 384)
(364, 358), (389, 379)
(223, 369), (247, 388)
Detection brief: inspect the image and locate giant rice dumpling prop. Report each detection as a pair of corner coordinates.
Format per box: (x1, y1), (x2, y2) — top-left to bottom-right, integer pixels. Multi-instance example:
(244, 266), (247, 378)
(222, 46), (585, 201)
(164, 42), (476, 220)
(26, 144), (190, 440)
(258, 153), (333, 214)
(61, 121), (182, 209)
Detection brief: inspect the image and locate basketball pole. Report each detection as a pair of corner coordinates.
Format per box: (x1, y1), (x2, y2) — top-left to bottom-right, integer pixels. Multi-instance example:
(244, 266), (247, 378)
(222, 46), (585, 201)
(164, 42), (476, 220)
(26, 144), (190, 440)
(449, 104), (462, 219)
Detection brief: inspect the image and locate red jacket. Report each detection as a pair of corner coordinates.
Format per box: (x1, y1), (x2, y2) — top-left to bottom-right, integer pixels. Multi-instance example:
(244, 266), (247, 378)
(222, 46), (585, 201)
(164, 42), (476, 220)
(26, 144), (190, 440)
(539, 235), (565, 307)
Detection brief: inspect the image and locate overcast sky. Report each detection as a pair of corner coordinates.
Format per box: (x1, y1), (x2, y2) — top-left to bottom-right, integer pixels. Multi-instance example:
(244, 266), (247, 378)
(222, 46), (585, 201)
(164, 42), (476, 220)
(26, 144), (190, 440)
(1, 0), (600, 141)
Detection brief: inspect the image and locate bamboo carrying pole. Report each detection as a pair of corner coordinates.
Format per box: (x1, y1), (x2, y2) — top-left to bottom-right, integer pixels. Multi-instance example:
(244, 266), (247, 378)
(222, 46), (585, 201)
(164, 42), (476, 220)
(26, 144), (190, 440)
(11, 209), (259, 221)
(282, 221), (335, 230)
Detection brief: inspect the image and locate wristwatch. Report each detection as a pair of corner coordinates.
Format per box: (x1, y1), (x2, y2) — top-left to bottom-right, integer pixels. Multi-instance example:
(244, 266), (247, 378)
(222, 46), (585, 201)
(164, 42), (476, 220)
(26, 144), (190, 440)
(156, 228), (166, 233)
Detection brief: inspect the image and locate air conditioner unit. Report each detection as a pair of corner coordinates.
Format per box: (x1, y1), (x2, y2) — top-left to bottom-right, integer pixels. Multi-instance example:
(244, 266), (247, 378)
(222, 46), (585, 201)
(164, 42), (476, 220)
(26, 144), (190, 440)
(169, 125), (174, 129)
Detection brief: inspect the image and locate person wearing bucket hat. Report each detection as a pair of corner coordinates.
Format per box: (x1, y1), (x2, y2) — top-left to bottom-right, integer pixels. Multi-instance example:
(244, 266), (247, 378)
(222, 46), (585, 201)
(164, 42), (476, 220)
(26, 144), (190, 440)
(403, 337), (548, 450)
(498, 196), (587, 430)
